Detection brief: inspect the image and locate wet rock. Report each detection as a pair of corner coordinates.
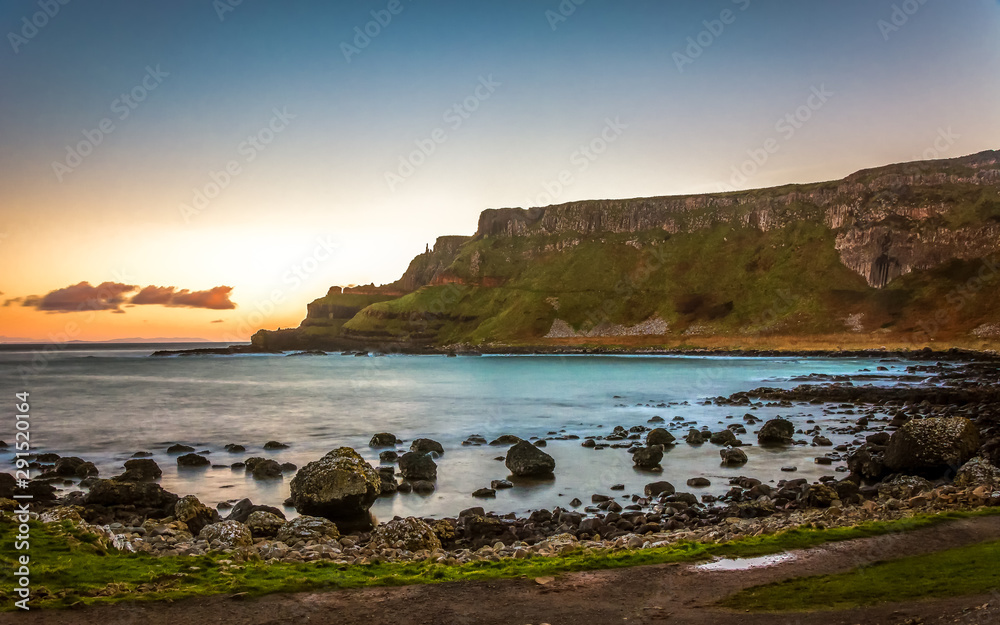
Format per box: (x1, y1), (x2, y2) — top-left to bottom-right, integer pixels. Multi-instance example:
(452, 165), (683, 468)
(369, 433), (398, 448)
(847, 443), (885, 479)
(685, 429), (706, 445)
(200, 520), (253, 549)
(884, 417), (980, 474)
(813, 436), (833, 446)
(54, 457), (99, 478)
(954, 457), (1000, 489)
(174, 495), (219, 535)
(505, 441), (555, 477)
(411, 480), (435, 494)
(581, 439), (597, 448)
(866, 432), (891, 446)
(398, 452), (438, 481)
(130, 451), (153, 458)
(644, 481), (675, 497)
(289, 447), (381, 524)
(473, 488), (497, 498)
(280, 462), (297, 472)
(114, 458), (162, 482)
(263, 441), (289, 450)
(410, 438), (444, 455)
(686, 477), (711, 488)
(489, 435), (522, 446)
(378, 470), (398, 496)
(370, 517), (442, 552)
(85, 479), (177, 510)
(569, 497), (583, 507)
(645, 428), (676, 447)
(245, 510), (286, 538)
(757, 418), (795, 446)
(632, 446), (663, 469)
(275, 515), (340, 546)
(251, 459), (283, 480)
(491, 479), (513, 490)
(166, 444), (195, 454)
(177, 453), (210, 468)
(710, 430), (740, 446)
(720, 448), (748, 467)
(224, 444), (246, 453)
(379, 450), (398, 462)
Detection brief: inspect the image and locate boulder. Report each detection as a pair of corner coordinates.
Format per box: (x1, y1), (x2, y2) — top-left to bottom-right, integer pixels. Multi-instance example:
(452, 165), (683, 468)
(878, 475), (932, 500)
(632, 446), (663, 469)
(804, 483), (838, 508)
(166, 444), (195, 454)
(245, 510), (286, 538)
(489, 435), (522, 446)
(504, 441), (555, 477)
(954, 457), (1000, 489)
(263, 441), (289, 450)
(379, 450), (399, 462)
(378, 471), (398, 495)
(199, 520), (253, 548)
(710, 430), (740, 446)
(114, 458), (162, 482)
(54, 457), (99, 478)
(645, 428), (676, 447)
(225, 498), (286, 523)
(411, 480), (435, 494)
(174, 495), (219, 535)
(84, 479), (178, 510)
(369, 433), (398, 448)
(686, 477), (711, 488)
(370, 517), (442, 552)
(685, 429), (706, 445)
(398, 452), (438, 480)
(177, 453), (210, 468)
(757, 418), (795, 446)
(289, 447), (381, 523)
(251, 459), (283, 480)
(225, 444), (246, 453)
(275, 515), (340, 546)
(884, 417), (980, 473)
(410, 438), (444, 455)
(644, 481), (675, 497)
(720, 448), (748, 467)
(847, 443), (885, 479)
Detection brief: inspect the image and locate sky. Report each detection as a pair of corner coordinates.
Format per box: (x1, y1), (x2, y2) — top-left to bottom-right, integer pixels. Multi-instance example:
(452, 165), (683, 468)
(1, 0), (999, 342)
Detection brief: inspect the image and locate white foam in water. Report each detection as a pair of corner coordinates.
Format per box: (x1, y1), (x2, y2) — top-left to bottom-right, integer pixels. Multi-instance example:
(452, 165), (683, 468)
(694, 552), (795, 571)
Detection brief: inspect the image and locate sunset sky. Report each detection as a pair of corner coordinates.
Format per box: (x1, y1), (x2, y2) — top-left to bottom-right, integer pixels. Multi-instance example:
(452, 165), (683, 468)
(2, 0), (999, 342)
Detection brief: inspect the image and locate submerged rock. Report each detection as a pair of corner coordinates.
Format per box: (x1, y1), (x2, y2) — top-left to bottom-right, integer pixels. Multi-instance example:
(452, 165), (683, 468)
(505, 441), (555, 477)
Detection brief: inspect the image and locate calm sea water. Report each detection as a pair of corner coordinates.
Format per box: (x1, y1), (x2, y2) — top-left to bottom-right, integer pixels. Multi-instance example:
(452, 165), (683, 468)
(0, 344), (923, 520)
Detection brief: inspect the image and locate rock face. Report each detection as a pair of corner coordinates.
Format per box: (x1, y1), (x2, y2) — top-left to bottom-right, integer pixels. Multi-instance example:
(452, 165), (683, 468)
(289, 447), (381, 523)
(757, 418), (795, 446)
(370, 517), (442, 552)
(632, 446), (664, 469)
(275, 515), (341, 546)
(884, 417), (980, 473)
(505, 441), (555, 477)
(398, 452), (437, 480)
(114, 459), (162, 482)
(200, 520), (253, 548)
(645, 429), (676, 447)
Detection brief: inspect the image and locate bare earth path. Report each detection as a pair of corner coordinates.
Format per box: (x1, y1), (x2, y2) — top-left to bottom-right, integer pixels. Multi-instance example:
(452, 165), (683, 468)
(8, 515), (1000, 625)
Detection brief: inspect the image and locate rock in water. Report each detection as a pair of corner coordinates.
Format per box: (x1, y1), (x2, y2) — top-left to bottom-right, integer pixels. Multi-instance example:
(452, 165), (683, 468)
(644, 481), (675, 496)
(757, 418), (795, 446)
(632, 446), (664, 469)
(884, 417), (980, 473)
(369, 432), (398, 448)
(370, 517), (442, 552)
(114, 458), (162, 482)
(720, 448), (748, 466)
(289, 447), (381, 525)
(199, 520), (253, 548)
(505, 440), (555, 477)
(54, 457), (99, 477)
(710, 430), (740, 446)
(645, 428), (676, 447)
(410, 438), (444, 455)
(398, 452), (438, 480)
(251, 459), (283, 480)
(177, 453), (210, 467)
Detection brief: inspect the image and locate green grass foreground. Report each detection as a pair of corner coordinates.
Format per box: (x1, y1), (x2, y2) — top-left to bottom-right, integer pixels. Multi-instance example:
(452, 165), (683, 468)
(2, 509), (997, 611)
(721, 537), (1000, 612)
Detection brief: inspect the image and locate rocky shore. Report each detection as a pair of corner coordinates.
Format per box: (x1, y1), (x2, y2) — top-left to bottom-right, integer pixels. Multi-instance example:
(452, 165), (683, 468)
(3, 354), (1000, 571)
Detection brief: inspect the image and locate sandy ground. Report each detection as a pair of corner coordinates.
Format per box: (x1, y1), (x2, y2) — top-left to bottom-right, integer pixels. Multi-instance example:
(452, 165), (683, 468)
(6, 515), (1000, 625)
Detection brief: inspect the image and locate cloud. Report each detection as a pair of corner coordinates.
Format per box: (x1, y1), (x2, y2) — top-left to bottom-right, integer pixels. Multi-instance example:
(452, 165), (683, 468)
(25, 281), (137, 312)
(17, 282), (237, 313)
(210, 319), (224, 324)
(131, 285), (236, 310)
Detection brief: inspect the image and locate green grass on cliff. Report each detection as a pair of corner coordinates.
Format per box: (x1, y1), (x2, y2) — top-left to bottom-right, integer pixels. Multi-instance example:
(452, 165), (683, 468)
(4, 510), (998, 611)
(721, 537), (1000, 612)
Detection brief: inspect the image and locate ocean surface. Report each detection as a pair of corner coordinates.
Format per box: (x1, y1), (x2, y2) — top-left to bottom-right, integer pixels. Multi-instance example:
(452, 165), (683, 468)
(0, 343), (927, 521)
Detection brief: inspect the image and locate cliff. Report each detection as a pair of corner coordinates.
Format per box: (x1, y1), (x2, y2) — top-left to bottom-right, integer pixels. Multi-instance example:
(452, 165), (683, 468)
(254, 150), (1000, 351)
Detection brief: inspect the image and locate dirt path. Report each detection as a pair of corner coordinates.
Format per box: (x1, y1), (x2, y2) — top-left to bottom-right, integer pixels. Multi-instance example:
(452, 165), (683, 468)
(8, 515), (1000, 625)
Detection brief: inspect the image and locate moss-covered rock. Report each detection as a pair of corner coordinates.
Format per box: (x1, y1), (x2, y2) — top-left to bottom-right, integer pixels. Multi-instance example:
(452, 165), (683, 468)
(370, 517), (442, 552)
(289, 447), (380, 523)
(884, 417), (980, 473)
(275, 515), (340, 546)
(200, 520), (253, 549)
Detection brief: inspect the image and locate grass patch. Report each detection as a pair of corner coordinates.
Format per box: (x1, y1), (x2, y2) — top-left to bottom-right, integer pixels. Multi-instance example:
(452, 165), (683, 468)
(4, 509), (999, 611)
(721, 535), (1000, 612)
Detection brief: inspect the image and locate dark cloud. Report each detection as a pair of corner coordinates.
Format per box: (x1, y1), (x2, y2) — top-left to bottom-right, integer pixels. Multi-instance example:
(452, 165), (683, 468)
(18, 283), (237, 313)
(132, 285), (236, 310)
(27, 281), (137, 312)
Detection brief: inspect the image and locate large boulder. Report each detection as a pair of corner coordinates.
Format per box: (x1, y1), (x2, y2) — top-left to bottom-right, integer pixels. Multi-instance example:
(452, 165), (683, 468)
(505, 441), (555, 477)
(289, 447), (381, 523)
(275, 515), (340, 546)
(199, 520), (253, 549)
(174, 495), (219, 535)
(632, 446), (664, 469)
(410, 438), (444, 455)
(757, 418), (795, 446)
(884, 417), (980, 473)
(720, 448), (748, 467)
(398, 452), (437, 480)
(114, 459), (162, 482)
(954, 457), (1000, 489)
(84, 479), (178, 510)
(245, 510), (286, 538)
(370, 517), (442, 552)
(646, 429), (676, 447)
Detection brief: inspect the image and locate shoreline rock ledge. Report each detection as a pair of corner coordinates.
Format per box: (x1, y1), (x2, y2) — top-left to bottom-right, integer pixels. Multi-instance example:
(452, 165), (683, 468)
(289, 447), (381, 530)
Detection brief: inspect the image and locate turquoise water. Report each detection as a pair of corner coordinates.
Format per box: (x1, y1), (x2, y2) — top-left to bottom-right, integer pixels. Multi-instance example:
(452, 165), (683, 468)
(0, 345), (922, 520)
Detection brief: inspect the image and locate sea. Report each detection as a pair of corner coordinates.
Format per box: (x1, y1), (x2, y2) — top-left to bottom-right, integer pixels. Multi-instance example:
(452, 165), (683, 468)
(0, 343), (926, 521)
